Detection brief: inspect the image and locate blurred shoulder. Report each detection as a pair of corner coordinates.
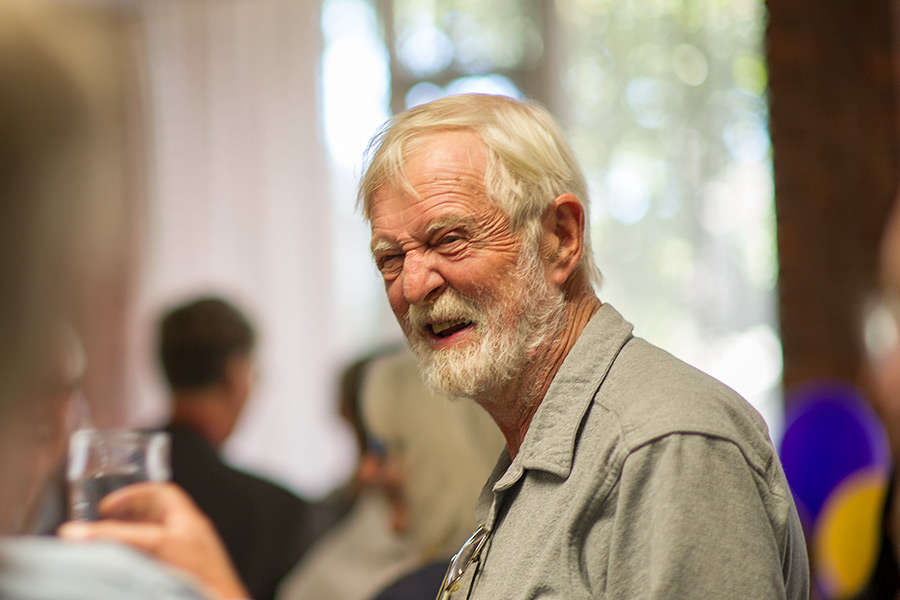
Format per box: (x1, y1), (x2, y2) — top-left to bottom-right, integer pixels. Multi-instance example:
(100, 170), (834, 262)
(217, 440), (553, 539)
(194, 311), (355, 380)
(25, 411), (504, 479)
(0, 537), (207, 600)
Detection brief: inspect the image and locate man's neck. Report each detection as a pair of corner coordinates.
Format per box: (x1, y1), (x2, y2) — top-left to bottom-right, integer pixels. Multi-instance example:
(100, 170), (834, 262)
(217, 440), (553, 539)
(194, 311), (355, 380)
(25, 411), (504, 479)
(169, 391), (232, 450)
(477, 293), (602, 459)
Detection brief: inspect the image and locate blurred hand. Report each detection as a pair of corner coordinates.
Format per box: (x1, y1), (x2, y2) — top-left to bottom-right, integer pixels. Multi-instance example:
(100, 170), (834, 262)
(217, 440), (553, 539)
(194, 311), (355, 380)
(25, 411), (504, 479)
(58, 482), (249, 600)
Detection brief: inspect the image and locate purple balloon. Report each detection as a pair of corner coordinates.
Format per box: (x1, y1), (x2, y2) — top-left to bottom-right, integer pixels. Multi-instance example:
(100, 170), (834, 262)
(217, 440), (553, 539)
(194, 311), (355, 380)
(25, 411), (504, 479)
(779, 379), (891, 524)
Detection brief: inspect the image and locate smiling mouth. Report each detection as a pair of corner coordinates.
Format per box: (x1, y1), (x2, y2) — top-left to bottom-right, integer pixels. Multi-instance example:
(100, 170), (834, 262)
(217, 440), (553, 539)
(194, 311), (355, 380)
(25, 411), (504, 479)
(428, 319), (473, 338)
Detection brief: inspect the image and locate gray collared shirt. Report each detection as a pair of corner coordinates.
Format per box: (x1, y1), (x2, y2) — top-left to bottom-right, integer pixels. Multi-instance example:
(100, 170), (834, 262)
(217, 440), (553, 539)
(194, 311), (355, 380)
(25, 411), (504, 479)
(454, 303), (808, 599)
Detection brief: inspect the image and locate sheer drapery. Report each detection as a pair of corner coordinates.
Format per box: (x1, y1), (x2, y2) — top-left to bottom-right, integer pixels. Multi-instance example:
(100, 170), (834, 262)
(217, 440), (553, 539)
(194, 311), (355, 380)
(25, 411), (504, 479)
(125, 0), (355, 497)
(115, 0), (778, 499)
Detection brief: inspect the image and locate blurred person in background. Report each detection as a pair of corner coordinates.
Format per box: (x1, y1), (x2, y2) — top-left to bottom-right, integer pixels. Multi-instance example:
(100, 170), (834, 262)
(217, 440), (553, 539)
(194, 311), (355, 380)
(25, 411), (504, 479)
(857, 197), (900, 599)
(157, 296), (320, 600)
(0, 0), (244, 597)
(276, 346), (504, 600)
(18, 327), (87, 536)
(291, 345), (409, 548)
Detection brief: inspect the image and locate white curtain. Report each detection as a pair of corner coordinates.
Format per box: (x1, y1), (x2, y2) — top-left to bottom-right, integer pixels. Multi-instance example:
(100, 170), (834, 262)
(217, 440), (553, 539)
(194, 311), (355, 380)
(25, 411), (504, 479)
(125, 0), (356, 498)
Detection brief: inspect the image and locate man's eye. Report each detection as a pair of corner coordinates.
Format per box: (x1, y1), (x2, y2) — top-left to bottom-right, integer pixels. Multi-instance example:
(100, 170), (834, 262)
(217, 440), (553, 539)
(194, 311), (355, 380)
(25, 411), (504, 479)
(378, 254), (403, 273)
(438, 234), (463, 246)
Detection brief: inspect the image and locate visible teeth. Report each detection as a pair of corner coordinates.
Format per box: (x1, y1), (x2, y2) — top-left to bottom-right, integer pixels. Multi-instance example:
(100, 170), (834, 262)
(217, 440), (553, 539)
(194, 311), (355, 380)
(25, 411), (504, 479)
(431, 319), (467, 334)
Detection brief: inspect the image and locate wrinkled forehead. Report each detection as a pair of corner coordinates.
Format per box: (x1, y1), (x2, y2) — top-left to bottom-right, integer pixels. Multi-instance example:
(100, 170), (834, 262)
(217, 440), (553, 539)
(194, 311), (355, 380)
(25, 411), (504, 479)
(400, 131), (486, 188)
(364, 129), (490, 216)
(368, 131), (491, 223)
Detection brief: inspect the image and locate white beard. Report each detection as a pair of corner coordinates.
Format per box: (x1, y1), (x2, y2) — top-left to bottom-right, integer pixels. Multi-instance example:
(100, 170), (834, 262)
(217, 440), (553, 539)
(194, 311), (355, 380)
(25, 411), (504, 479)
(403, 246), (566, 400)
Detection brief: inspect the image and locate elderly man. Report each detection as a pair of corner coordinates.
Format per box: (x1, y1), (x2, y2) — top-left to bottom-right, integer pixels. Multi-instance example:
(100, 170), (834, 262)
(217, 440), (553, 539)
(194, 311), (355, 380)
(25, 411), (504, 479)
(62, 94), (809, 600)
(356, 93), (808, 599)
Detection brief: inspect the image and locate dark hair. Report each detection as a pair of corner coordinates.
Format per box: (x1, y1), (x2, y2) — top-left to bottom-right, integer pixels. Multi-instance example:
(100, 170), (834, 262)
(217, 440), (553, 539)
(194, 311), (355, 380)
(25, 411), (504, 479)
(337, 343), (406, 456)
(158, 297), (256, 391)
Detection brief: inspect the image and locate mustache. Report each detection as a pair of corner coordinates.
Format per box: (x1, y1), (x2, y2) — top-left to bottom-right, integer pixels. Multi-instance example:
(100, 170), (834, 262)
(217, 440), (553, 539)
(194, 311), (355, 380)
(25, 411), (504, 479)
(406, 288), (482, 332)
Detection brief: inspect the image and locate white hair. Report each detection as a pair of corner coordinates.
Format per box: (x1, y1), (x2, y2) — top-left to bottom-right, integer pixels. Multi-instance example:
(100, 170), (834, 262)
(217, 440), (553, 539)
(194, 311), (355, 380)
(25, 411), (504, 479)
(358, 93), (602, 288)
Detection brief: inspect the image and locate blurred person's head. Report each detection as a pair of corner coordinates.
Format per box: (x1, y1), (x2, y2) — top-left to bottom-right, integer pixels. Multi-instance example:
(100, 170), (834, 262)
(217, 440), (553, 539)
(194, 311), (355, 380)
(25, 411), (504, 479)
(20, 327), (87, 533)
(158, 297), (258, 447)
(336, 345), (408, 462)
(358, 347), (504, 561)
(0, 0), (130, 532)
(337, 353), (377, 462)
(863, 199), (900, 456)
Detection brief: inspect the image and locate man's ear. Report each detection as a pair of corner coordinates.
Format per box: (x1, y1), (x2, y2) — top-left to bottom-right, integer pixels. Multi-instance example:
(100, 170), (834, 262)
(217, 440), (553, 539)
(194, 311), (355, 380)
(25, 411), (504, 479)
(543, 193), (585, 286)
(222, 355), (253, 407)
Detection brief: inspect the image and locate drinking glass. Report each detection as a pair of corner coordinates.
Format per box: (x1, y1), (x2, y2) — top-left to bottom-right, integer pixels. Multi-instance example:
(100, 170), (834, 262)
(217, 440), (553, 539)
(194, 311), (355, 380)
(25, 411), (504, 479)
(67, 429), (170, 521)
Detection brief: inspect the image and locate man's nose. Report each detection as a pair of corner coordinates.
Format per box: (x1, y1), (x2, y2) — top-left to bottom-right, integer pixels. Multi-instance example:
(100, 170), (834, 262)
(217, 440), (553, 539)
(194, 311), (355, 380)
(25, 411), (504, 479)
(402, 250), (445, 305)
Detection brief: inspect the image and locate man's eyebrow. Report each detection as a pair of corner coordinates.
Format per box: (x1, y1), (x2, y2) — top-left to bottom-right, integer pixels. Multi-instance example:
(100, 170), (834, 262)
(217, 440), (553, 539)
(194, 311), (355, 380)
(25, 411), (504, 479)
(424, 214), (475, 236)
(370, 238), (397, 256)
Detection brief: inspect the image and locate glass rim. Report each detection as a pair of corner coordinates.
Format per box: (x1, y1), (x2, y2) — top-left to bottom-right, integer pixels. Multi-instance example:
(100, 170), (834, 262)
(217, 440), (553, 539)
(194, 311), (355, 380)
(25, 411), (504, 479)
(70, 428), (169, 440)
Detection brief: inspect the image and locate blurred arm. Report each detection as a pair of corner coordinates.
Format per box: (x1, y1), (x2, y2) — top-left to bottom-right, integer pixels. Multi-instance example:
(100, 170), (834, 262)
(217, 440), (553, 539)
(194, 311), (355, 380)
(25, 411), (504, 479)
(59, 482), (250, 600)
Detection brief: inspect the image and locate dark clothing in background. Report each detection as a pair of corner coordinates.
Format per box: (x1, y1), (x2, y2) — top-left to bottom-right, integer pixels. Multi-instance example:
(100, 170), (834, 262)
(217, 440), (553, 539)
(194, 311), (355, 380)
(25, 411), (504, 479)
(166, 425), (320, 600)
(857, 539), (899, 600)
(370, 561), (447, 600)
